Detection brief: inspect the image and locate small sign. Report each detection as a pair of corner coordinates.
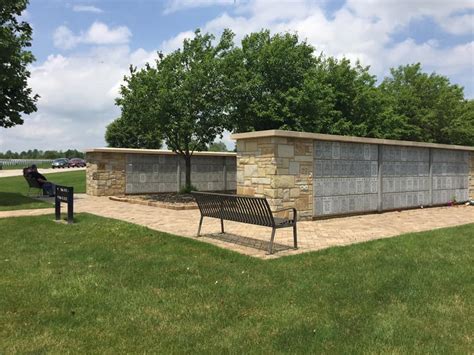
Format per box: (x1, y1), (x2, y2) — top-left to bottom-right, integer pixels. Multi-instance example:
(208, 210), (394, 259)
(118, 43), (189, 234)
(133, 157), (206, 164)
(55, 185), (74, 224)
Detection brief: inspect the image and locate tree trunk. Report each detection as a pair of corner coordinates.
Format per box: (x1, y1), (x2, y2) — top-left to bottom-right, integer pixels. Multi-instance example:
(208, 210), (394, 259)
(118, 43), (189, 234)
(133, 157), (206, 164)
(184, 154), (192, 189)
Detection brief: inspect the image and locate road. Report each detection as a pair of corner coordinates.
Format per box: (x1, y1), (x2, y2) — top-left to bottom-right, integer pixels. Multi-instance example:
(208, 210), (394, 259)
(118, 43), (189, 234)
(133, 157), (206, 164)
(0, 167), (86, 178)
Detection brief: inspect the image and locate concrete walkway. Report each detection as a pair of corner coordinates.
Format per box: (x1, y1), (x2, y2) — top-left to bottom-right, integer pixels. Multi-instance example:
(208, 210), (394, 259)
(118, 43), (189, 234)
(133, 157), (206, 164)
(0, 167), (85, 178)
(2, 194), (473, 259)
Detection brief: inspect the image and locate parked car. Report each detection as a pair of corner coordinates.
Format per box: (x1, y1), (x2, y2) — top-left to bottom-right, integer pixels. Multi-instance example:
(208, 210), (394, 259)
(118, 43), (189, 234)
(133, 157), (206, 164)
(51, 158), (69, 168)
(68, 158), (86, 168)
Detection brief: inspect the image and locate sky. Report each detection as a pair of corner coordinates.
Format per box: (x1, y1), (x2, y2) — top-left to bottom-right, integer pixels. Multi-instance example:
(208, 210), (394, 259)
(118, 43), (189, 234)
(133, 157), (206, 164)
(1, 0), (473, 152)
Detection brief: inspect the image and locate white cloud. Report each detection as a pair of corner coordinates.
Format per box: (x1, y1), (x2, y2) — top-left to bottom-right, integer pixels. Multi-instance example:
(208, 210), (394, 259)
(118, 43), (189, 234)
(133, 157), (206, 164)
(2, 0), (473, 152)
(53, 21), (131, 50)
(53, 26), (79, 50)
(438, 13), (474, 35)
(0, 45), (158, 152)
(165, 0), (473, 94)
(73, 5), (104, 13)
(160, 30), (195, 53)
(164, 0), (234, 14)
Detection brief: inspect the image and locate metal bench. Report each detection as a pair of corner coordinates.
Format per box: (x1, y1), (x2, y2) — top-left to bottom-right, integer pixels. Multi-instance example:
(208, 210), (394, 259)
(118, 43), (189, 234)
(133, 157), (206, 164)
(191, 192), (297, 254)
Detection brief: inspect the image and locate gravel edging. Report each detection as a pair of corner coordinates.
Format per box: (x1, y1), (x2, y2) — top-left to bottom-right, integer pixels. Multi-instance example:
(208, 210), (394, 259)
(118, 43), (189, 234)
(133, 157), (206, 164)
(109, 196), (198, 210)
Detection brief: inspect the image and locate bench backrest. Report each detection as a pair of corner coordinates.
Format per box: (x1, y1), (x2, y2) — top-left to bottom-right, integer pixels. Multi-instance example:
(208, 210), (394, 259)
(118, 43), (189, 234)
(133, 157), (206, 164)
(192, 192), (275, 227)
(23, 168), (42, 188)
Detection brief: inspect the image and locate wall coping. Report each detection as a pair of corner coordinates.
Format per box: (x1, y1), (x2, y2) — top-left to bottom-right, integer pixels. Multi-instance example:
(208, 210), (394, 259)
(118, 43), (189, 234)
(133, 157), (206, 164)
(231, 130), (474, 151)
(84, 147), (237, 157)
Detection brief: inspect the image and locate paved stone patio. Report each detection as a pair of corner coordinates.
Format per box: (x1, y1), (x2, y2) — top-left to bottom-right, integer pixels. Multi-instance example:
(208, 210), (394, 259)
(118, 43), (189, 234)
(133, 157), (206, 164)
(2, 195), (471, 259)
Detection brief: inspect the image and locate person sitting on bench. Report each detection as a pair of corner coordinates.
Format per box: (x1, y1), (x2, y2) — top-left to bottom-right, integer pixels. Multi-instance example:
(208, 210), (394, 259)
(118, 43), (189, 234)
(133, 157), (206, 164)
(27, 164), (55, 196)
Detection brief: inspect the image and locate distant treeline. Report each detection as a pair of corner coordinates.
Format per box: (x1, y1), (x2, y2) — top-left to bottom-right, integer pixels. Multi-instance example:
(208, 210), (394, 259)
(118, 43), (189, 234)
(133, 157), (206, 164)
(0, 149), (85, 159)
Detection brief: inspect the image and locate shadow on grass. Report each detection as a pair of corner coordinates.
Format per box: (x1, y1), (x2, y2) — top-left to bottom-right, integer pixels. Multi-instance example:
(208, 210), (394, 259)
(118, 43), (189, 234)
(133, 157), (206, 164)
(204, 232), (293, 253)
(0, 192), (47, 208)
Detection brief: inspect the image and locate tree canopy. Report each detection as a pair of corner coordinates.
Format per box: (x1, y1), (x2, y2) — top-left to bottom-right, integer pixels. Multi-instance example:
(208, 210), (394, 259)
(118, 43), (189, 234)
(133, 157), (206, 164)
(108, 29), (473, 169)
(225, 30), (317, 132)
(379, 63), (473, 145)
(110, 29), (235, 188)
(208, 141), (228, 152)
(0, 0), (38, 128)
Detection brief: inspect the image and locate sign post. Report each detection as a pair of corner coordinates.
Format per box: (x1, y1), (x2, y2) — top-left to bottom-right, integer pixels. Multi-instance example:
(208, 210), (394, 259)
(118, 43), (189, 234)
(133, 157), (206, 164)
(55, 185), (74, 224)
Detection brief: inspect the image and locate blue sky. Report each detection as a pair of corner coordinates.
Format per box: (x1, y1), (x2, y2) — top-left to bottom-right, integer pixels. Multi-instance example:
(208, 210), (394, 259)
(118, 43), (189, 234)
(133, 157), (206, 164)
(1, 0), (473, 152)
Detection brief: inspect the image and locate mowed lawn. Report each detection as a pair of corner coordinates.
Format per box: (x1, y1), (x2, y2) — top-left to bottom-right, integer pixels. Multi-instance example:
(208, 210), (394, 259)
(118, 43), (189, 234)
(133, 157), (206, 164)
(0, 170), (85, 211)
(1, 213), (472, 353)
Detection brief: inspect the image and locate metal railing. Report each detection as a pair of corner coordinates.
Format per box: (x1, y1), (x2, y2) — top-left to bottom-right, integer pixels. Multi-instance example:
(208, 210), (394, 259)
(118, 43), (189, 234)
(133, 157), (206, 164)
(0, 159), (53, 169)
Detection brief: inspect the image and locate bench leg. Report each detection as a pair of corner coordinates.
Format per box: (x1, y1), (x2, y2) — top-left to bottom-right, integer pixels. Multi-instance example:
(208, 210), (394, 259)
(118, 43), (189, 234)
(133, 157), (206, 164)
(197, 216), (204, 237)
(220, 218), (224, 234)
(293, 223), (298, 249)
(268, 227), (276, 255)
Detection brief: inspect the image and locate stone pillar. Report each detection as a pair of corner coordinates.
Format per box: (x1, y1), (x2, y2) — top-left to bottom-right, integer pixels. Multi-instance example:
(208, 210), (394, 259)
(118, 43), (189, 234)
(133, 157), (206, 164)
(86, 152), (126, 196)
(470, 152), (474, 200)
(236, 136), (313, 220)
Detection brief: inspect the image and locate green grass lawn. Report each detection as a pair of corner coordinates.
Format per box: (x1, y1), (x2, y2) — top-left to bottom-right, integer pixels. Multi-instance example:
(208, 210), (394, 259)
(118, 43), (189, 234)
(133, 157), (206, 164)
(0, 170), (85, 211)
(1, 213), (472, 353)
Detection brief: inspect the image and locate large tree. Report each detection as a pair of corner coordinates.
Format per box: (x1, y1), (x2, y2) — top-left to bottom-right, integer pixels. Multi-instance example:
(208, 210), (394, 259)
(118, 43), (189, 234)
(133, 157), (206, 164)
(106, 65), (162, 149)
(113, 29), (234, 189)
(225, 30), (317, 132)
(0, 0), (38, 128)
(224, 31), (386, 139)
(379, 63), (472, 145)
(296, 56), (385, 137)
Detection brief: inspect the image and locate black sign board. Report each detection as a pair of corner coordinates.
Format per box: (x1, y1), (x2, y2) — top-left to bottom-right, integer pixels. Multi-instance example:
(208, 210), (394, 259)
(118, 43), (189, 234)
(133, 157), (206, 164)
(55, 185), (74, 224)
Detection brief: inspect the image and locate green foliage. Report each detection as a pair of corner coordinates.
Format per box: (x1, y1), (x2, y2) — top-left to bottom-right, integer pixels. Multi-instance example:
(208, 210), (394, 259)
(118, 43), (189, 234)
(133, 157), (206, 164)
(225, 32), (472, 145)
(179, 184), (197, 194)
(112, 29), (473, 169)
(379, 63), (473, 145)
(448, 100), (474, 146)
(208, 141), (228, 152)
(297, 56), (384, 137)
(0, 0), (38, 128)
(225, 30), (317, 132)
(114, 29), (235, 188)
(107, 64), (163, 149)
(105, 117), (162, 149)
(0, 149), (84, 159)
(1, 214), (473, 352)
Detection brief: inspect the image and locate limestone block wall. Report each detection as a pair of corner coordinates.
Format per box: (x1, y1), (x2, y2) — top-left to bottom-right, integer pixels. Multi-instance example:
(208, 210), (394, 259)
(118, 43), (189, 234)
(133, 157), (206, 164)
(85, 148), (236, 196)
(86, 152), (126, 196)
(236, 136), (313, 220)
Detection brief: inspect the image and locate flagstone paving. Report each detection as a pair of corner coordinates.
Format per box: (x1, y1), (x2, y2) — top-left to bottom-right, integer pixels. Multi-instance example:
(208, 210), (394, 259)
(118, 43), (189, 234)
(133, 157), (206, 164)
(2, 194), (473, 259)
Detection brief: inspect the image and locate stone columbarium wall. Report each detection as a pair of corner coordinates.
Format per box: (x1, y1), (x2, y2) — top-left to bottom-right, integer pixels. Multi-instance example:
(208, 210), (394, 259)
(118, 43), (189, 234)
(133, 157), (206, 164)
(235, 137), (314, 220)
(85, 148), (236, 196)
(471, 153), (474, 200)
(232, 130), (474, 220)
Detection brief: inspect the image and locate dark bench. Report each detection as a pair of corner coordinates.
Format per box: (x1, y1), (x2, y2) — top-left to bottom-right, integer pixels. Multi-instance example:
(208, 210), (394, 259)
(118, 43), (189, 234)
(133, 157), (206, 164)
(191, 192), (297, 254)
(23, 167), (46, 197)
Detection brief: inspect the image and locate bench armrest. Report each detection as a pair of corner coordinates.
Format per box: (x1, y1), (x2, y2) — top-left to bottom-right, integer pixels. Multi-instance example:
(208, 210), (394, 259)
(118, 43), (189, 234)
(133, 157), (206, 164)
(272, 207), (297, 221)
